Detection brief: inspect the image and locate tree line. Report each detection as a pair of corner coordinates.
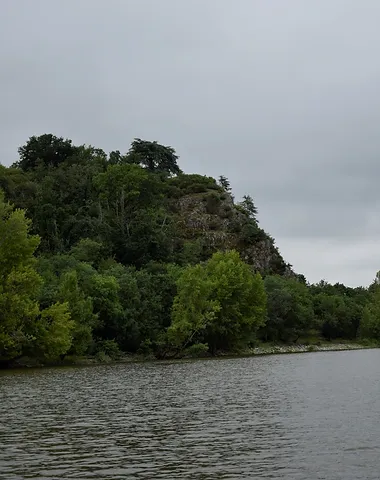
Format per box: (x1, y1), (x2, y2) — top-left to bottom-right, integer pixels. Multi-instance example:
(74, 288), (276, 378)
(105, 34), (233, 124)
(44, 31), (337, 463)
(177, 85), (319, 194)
(0, 134), (379, 365)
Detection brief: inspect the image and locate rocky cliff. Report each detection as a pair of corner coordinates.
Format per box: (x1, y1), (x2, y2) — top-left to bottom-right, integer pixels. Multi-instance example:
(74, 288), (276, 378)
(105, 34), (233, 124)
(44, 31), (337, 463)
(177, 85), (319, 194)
(168, 180), (293, 277)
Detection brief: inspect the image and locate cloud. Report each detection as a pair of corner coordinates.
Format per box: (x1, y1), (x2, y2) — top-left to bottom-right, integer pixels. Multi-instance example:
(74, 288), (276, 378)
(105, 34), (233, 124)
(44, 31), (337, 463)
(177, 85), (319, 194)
(1, 0), (380, 286)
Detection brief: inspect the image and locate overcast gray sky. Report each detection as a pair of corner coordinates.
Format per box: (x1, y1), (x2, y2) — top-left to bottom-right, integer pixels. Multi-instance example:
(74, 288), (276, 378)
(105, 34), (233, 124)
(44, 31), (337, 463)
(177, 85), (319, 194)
(1, 0), (380, 287)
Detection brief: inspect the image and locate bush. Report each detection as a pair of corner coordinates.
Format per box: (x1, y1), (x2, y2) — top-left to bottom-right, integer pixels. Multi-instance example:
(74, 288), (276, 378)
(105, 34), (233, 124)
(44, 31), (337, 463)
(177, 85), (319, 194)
(168, 174), (221, 194)
(94, 339), (121, 360)
(184, 343), (209, 358)
(204, 191), (221, 214)
(95, 351), (112, 363)
(137, 339), (153, 355)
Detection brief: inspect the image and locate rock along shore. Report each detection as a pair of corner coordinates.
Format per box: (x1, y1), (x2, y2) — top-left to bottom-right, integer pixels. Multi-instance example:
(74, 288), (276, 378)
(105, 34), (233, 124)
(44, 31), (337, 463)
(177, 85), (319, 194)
(251, 343), (368, 356)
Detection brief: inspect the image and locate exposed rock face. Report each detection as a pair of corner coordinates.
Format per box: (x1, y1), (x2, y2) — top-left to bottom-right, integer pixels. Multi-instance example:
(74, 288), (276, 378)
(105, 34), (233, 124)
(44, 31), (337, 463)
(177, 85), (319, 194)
(173, 189), (294, 276)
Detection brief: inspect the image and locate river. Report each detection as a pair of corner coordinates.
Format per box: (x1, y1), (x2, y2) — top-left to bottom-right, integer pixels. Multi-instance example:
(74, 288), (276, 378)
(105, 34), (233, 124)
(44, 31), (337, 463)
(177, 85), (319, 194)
(1, 349), (380, 479)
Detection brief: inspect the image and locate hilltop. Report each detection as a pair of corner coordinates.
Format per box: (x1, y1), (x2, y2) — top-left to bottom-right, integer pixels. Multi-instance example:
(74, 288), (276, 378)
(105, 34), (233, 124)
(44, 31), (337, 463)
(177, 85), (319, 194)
(0, 134), (378, 366)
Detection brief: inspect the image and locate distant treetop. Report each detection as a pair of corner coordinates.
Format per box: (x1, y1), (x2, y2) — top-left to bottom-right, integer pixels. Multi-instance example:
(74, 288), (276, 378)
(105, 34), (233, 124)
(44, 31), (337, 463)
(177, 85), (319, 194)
(17, 134), (78, 171)
(127, 138), (182, 176)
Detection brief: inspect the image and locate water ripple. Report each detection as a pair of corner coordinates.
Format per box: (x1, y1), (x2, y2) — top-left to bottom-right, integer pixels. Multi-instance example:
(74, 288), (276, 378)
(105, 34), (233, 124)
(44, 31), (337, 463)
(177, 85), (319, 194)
(1, 350), (380, 479)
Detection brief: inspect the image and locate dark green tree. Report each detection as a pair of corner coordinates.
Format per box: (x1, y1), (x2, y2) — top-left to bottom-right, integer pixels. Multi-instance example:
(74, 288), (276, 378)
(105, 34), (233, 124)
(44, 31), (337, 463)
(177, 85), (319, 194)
(16, 134), (78, 171)
(127, 138), (182, 176)
(262, 275), (315, 342)
(239, 194), (258, 219)
(218, 175), (231, 192)
(0, 192), (73, 362)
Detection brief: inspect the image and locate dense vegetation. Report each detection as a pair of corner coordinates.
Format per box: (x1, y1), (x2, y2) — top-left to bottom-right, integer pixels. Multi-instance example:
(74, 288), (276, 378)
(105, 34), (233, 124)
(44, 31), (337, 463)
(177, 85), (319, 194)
(1, 134), (379, 366)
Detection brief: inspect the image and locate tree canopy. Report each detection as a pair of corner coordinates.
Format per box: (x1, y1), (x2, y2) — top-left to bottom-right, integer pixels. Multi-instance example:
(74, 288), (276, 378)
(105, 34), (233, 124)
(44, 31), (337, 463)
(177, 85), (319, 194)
(0, 133), (378, 365)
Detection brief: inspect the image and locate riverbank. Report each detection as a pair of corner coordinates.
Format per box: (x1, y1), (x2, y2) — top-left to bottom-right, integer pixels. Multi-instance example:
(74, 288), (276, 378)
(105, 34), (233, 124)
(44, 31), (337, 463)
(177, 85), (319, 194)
(4, 341), (378, 369)
(250, 342), (370, 356)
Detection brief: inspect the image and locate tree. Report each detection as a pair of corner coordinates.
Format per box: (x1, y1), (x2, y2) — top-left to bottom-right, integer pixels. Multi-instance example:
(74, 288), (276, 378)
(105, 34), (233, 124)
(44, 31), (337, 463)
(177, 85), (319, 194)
(32, 302), (74, 360)
(239, 194), (258, 219)
(167, 263), (219, 351)
(70, 239), (109, 268)
(309, 280), (366, 339)
(16, 134), (78, 171)
(313, 293), (360, 340)
(57, 270), (97, 355)
(127, 139), (182, 176)
(218, 175), (231, 192)
(94, 163), (172, 266)
(168, 250), (267, 354)
(108, 150), (123, 165)
(262, 275), (314, 342)
(0, 192), (73, 362)
(358, 286), (380, 341)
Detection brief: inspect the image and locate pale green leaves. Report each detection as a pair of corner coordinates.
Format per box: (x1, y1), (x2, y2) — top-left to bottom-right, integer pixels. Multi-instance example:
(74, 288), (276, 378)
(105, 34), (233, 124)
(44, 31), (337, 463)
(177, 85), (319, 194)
(168, 250), (267, 352)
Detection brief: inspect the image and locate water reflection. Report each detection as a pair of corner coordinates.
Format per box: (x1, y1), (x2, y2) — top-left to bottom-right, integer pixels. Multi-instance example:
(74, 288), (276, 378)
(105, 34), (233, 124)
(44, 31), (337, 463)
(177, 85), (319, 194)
(1, 350), (380, 479)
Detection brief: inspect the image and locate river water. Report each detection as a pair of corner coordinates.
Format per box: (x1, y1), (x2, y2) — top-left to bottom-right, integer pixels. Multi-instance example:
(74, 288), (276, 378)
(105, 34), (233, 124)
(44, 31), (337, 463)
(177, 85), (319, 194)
(1, 349), (380, 479)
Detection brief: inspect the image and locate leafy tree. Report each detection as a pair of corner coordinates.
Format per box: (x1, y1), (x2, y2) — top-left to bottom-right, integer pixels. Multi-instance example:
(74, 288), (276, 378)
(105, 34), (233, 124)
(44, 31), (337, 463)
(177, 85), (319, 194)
(32, 302), (74, 360)
(238, 194), (258, 219)
(168, 250), (267, 354)
(99, 262), (179, 353)
(309, 280), (366, 339)
(0, 191), (42, 361)
(262, 275), (314, 342)
(108, 150), (123, 165)
(0, 192), (73, 362)
(57, 270), (97, 355)
(16, 134), (78, 171)
(312, 293), (360, 340)
(167, 263), (219, 352)
(358, 286), (380, 341)
(70, 239), (109, 268)
(0, 165), (37, 211)
(218, 175), (231, 192)
(94, 163), (173, 266)
(127, 138), (182, 176)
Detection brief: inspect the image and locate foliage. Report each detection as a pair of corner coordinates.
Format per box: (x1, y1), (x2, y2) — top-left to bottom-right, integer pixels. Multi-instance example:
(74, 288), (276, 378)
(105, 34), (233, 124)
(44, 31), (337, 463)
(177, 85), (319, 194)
(1, 132), (380, 366)
(0, 192), (73, 363)
(358, 286), (380, 340)
(32, 302), (74, 360)
(127, 138), (182, 176)
(168, 174), (221, 195)
(238, 194), (258, 220)
(16, 134), (78, 171)
(168, 250), (267, 355)
(218, 175), (231, 192)
(262, 275), (315, 342)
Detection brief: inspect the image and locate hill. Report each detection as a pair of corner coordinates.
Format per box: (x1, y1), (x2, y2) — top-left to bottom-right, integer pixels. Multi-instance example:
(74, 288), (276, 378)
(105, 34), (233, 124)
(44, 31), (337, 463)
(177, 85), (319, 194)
(0, 134), (378, 365)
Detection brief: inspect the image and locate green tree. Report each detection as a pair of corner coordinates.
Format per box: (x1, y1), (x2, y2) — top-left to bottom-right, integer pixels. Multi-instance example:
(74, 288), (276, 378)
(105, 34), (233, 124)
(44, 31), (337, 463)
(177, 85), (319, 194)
(310, 280), (366, 339)
(94, 163), (173, 266)
(16, 134), (78, 171)
(218, 175), (231, 192)
(57, 270), (97, 355)
(0, 192), (41, 360)
(70, 239), (109, 268)
(238, 194), (258, 219)
(168, 250), (266, 354)
(358, 285), (380, 341)
(32, 302), (74, 360)
(127, 138), (182, 176)
(167, 263), (219, 351)
(262, 275), (314, 342)
(0, 192), (73, 362)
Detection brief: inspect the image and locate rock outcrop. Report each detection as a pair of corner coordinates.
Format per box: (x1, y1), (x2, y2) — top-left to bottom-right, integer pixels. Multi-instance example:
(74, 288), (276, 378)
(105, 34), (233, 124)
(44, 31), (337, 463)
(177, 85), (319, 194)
(171, 187), (293, 277)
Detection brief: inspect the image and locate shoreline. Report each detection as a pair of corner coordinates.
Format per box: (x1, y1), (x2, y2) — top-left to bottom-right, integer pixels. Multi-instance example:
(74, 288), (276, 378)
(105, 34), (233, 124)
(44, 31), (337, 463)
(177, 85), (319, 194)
(250, 343), (370, 356)
(3, 342), (377, 370)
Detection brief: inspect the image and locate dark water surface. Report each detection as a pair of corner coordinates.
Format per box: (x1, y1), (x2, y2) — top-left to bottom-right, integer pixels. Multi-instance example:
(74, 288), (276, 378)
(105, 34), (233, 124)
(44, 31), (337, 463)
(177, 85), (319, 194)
(1, 349), (380, 479)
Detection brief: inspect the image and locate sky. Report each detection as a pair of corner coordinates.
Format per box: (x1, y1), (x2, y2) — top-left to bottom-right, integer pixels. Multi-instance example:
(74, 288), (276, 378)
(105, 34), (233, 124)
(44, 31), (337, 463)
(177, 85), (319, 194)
(1, 0), (380, 287)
